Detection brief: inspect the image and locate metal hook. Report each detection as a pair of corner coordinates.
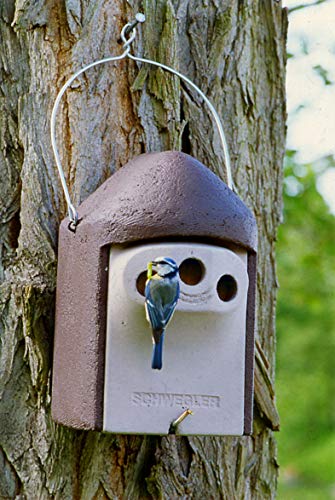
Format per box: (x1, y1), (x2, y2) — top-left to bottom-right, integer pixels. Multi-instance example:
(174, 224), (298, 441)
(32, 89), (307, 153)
(118, 13), (146, 45)
(125, 13), (146, 36)
(50, 13), (233, 232)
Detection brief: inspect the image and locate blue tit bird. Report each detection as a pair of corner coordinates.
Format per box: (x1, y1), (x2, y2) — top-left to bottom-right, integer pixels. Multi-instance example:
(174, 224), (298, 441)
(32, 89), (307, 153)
(145, 257), (180, 370)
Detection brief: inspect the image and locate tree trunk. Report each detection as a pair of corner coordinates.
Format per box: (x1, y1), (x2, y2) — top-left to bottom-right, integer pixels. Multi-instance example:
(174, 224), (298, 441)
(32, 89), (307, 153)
(0, 1), (287, 498)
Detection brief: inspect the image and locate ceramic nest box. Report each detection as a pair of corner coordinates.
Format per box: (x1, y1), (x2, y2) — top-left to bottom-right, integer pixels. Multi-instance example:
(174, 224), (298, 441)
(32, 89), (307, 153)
(52, 151), (257, 436)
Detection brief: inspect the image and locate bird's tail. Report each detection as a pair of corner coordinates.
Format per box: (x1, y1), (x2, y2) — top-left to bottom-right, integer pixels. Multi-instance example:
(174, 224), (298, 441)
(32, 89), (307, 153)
(152, 331), (164, 370)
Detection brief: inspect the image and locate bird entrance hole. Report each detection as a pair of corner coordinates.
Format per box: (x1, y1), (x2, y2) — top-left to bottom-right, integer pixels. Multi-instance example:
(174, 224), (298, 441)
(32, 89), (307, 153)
(136, 271), (149, 296)
(217, 275), (237, 302)
(136, 257), (205, 295)
(179, 258), (205, 286)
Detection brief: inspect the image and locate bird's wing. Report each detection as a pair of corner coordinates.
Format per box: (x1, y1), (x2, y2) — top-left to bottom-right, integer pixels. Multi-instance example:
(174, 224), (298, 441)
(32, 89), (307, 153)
(145, 298), (163, 329)
(162, 299), (178, 326)
(145, 282), (164, 330)
(145, 300), (165, 344)
(145, 278), (179, 337)
(162, 280), (180, 326)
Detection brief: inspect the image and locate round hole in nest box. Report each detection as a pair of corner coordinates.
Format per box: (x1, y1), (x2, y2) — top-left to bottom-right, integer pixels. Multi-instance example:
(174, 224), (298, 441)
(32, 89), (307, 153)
(136, 271), (147, 296)
(179, 258), (205, 286)
(217, 274), (237, 302)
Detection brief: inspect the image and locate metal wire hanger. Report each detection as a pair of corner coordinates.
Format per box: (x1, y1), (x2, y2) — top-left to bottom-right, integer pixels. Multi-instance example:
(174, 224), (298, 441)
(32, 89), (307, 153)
(50, 13), (233, 231)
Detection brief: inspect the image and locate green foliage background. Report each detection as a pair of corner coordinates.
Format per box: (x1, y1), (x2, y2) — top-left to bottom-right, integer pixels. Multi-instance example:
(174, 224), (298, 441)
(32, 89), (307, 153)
(276, 152), (335, 498)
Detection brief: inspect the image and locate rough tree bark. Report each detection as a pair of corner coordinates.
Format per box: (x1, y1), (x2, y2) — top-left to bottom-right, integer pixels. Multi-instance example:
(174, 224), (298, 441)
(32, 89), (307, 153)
(0, 1), (287, 498)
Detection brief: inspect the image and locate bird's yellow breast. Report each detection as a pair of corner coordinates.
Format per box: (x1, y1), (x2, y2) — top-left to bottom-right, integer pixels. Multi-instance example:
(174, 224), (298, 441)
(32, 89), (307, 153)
(151, 274), (163, 280)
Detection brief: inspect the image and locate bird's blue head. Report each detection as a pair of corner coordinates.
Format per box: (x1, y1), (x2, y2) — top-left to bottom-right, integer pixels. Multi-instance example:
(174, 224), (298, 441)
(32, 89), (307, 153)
(151, 257), (179, 278)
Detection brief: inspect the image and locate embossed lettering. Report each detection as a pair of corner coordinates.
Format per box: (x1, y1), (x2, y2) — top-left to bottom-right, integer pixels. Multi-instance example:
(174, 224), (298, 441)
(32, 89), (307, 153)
(131, 392), (221, 409)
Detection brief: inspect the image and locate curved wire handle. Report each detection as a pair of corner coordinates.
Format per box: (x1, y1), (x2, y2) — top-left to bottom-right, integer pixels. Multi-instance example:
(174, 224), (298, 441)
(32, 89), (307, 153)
(50, 14), (233, 230)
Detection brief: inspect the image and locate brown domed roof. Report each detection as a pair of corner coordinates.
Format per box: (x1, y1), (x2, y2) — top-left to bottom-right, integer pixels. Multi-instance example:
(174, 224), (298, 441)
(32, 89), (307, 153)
(74, 151), (257, 252)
